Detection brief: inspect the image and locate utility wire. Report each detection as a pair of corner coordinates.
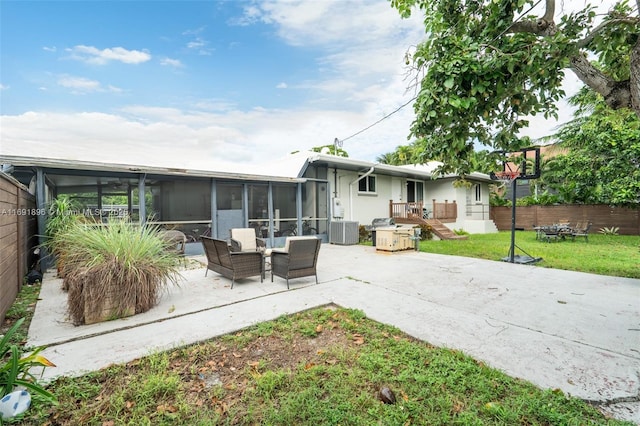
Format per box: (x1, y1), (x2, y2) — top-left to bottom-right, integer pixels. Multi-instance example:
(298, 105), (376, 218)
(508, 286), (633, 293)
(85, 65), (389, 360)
(338, 95), (417, 144)
(336, 0), (543, 145)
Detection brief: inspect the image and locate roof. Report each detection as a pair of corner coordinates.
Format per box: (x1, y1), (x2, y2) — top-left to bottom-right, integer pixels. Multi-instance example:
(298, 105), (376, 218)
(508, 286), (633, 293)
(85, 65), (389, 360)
(0, 151), (494, 188)
(0, 154), (305, 185)
(296, 152), (493, 183)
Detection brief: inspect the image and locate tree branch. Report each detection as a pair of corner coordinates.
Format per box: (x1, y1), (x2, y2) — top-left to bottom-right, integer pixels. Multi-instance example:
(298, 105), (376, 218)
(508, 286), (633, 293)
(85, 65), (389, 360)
(630, 36), (640, 117)
(541, 0), (554, 22)
(576, 17), (640, 49)
(570, 54), (632, 111)
(508, 0), (556, 36)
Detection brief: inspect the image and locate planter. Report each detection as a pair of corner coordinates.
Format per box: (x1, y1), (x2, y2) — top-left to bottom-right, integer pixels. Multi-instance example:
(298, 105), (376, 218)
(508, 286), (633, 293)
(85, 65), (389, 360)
(83, 285), (136, 325)
(67, 267), (138, 326)
(60, 220), (181, 325)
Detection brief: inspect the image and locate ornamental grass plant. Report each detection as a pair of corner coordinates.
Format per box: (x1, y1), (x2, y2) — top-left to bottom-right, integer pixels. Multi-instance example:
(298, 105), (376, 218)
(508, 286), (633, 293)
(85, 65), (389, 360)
(56, 219), (181, 325)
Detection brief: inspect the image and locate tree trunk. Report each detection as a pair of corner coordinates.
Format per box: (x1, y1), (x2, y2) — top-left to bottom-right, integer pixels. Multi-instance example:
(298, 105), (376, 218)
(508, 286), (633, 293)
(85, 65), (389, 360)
(630, 36), (640, 118)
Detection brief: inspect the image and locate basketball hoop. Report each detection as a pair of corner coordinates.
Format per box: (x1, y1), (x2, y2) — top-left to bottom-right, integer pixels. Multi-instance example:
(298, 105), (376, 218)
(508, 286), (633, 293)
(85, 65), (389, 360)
(494, 171), (520, 183)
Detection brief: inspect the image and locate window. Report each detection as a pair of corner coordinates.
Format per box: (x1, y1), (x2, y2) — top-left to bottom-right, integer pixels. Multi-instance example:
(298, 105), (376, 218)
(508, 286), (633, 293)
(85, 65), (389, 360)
(358, 175), (376, 193)
(474, 184), (482, 203)
(407, 180), (424, 203)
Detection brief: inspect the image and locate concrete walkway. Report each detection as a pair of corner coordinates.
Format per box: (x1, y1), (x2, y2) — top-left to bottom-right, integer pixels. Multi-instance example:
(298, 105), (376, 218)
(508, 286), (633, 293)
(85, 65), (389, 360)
(28, 244), (640, 423)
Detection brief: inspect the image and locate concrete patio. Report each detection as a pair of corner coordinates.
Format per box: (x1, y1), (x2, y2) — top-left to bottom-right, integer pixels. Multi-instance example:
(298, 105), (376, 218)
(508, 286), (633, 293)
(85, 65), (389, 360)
(28, 243), (640, 423)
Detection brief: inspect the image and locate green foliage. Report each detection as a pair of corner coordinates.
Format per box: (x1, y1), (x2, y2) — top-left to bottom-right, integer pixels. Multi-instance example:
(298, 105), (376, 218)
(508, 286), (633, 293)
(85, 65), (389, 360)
(389, 0), (640, 176)
(599, 226), (620, 236)
(541, 92), (640, 206)
(19, 307), (631, 425)
(1, 285), (40, 350)
(0, 318), (57, 410)
(490, 192), (510, 207)
(44, 197), (84, 258)
(375, 145), (417, 165)
(57, 219), (182, 324)
(418, 232), (640, 278)
(311, 144), (349, 157)
(417, 223), (433, 240)
(358, 225), (371, 243)
(453, 228), (469, 236)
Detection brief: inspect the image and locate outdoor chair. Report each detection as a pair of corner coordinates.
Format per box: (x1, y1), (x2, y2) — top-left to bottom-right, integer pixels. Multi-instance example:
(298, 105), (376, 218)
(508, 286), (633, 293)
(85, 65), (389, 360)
(230, 228), (270, 255)
(271, 236), (321, 289)
(161, 229), (187, 255)
(201, 236), (263, 289)
(230, 228), (272, 278)
(571, 222), (592, 242)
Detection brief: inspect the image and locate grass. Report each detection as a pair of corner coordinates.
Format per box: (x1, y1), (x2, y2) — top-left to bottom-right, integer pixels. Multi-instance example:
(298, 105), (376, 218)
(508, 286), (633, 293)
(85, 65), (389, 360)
(0, 282), (41, 347)
(13, 307), (633, 425)
(3, 232), (638, 424)
(417, 231), (640, 279)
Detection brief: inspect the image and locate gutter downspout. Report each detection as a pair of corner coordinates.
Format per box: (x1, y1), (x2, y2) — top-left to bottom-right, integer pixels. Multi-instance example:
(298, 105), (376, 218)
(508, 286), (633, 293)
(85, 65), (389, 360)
(349, 165), (376, 221)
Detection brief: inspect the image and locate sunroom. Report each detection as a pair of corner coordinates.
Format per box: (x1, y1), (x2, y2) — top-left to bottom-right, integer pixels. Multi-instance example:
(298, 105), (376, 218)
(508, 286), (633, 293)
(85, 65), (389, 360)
(2, 156), (330, 268)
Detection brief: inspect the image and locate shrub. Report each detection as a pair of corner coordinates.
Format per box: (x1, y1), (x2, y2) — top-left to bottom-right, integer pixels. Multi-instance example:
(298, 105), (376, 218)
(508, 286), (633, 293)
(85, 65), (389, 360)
(1, 318), (57, 415)
(358, 225), (371, 243)
(417, 223), (433, 240)
(57, 219), (182, 325)
(44, 197), (86, 278)
(454, 228), (470, 236)
(598, 226), (620, 236)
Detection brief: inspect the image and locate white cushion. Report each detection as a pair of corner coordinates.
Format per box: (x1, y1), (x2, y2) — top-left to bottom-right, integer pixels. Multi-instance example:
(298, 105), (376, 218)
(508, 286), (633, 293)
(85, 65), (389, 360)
(283, 236), (317, 252)
(231, 228), (257, 251)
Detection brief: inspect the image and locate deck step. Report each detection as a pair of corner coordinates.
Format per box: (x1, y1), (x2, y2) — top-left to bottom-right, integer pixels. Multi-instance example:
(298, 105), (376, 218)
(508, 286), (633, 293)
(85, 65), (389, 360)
(394, 217), (467, 240)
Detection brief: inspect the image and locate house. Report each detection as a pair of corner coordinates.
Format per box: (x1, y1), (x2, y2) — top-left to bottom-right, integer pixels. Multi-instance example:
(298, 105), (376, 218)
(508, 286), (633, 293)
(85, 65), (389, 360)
(0, 152), (497, 269)
(293, 153), (497, 235)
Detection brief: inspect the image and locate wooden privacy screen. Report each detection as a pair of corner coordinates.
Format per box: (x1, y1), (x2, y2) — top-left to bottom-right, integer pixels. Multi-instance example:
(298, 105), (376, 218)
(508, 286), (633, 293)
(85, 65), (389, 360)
(0, 174), (37, 323)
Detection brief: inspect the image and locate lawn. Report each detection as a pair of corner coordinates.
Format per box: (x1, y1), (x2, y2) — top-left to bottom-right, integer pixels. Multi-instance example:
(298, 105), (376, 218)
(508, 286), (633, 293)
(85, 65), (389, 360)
(2, 232), (638, 425)
(418, 231), (640, 279)
(12, 307), (633, 425)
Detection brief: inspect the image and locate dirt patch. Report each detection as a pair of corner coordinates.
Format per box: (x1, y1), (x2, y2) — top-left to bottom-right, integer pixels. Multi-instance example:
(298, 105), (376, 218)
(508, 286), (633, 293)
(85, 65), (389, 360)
(61, 306), (363, 423)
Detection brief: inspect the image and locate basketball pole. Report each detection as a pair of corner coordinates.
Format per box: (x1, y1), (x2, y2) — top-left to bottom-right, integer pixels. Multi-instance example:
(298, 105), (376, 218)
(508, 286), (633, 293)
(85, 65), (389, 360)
(508, 176), (517, 263)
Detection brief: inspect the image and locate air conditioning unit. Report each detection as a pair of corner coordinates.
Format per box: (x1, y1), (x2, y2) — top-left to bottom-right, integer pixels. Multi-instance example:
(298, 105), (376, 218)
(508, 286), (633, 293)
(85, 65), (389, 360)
(329, 221), (359, 245)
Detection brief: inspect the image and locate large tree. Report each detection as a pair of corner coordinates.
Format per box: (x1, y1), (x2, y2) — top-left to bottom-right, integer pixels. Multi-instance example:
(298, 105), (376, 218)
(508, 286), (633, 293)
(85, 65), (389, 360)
(390, 0), (640, 176)
(541, 90), (640, 205)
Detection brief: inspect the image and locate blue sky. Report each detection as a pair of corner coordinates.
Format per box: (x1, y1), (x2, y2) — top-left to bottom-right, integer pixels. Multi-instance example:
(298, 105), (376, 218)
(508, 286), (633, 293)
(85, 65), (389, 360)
(0, 1), (608, 172)
(1, 0), (430, 170)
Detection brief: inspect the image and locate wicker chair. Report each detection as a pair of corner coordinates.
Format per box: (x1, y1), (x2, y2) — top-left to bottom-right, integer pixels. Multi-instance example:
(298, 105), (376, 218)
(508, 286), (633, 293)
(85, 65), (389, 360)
(271, 236), (321, 289)
(230, 228), (271, 254)
(201, 236), (263, 289)
(161, 229), (187, 255)
(570, 222), (592, 242)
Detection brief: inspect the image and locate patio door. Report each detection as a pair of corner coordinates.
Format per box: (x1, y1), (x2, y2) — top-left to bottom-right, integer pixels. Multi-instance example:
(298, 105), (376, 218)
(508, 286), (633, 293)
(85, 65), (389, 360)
(406, 180), (424, 204)
(217, 184), (244, 240)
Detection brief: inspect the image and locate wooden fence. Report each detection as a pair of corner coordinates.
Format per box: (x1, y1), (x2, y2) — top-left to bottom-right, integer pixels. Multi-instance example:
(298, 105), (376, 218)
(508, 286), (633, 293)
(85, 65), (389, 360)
(0, 173), (38, 323)
(490, 205), (640, 235)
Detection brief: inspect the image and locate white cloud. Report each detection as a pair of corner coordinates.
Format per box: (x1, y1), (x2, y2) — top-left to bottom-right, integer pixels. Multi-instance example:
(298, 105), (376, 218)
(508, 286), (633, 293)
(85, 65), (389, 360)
(0, 84), (8, 91)
(7, 0), (614, 171)
(160, 57), (184, 68)
(56, 75), (123, 95)
(1, 0), (425, 168)
(185, 37), (214, 55)
(42, 46), (57, 52)
(67, 45), (151, 65)
(57, 76), (102, 93)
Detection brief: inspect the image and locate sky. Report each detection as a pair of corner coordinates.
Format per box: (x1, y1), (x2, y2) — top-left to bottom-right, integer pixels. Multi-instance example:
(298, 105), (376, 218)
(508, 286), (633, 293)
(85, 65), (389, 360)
(0, 0), (616, 173)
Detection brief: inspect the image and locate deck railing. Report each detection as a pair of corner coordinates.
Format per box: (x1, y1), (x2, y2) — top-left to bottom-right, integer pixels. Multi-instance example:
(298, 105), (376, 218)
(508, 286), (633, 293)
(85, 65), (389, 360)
(389, 201), (424, 220)
(389, 200), (458, 222)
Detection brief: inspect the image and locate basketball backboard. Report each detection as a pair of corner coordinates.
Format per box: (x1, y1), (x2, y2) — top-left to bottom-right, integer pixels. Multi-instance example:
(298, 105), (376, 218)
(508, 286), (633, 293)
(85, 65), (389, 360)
(489, 146), (541, 181)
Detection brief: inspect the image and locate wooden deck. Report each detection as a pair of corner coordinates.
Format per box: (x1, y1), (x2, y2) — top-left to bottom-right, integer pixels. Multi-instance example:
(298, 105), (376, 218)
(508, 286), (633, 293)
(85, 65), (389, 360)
(390, 200), (467, 240)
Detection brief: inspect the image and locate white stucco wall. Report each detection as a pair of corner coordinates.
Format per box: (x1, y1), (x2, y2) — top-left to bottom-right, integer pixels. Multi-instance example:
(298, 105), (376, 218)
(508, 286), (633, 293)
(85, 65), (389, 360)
(331, 170), (395, 225)
(327, 166), (497, 233)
